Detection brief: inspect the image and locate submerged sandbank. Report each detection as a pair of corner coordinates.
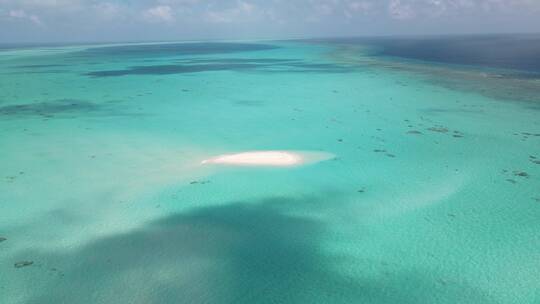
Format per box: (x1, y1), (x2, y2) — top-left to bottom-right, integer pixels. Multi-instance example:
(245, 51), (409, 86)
(202, 151), (334, 167)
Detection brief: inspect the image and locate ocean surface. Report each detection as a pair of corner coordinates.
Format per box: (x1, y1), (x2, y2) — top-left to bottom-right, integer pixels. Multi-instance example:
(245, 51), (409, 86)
(1, 35), (539, 304)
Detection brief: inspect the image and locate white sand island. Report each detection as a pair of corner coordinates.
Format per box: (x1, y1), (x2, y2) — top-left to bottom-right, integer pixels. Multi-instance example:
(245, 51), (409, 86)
(202, 151), (333, 167)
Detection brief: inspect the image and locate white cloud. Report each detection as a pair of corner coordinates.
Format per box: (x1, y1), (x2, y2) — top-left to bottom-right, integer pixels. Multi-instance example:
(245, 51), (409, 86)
(0, 0), (84, 11)
(343, 0), (374, 19)
(143, 5), (175, 23)
(205, 1), (256, 23)
(348, 1), (374, 13)
(389, 0), (415, 19)
(93, 2), (122, 19)
(384, 0), (540, 19)
(1, 0), (540, 41)
(7, 9), (42, 25)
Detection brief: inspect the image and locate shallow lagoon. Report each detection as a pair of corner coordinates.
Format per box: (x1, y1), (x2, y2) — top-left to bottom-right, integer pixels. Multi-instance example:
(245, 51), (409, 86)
(1, 37), (539, 303)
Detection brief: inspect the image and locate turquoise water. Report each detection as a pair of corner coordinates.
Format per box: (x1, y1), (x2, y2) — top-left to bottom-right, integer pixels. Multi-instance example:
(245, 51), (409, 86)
(1, 40), (539, 303)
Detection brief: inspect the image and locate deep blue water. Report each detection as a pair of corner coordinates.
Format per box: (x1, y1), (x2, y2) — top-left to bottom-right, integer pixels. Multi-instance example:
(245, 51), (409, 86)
(311, 34), (540, 74)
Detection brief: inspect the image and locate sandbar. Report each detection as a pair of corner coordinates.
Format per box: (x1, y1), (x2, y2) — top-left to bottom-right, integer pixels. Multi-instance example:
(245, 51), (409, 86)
(202, 151), (333, 167)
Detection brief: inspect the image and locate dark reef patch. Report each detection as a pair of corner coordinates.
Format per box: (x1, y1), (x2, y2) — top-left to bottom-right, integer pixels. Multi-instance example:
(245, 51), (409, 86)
(14, 64), (68, 69)
(274, 62), (351, 74)
(531, 159), (540, 165)
(452, 131), (465, 138)
(183, 58), (300, 64)
(0, 99), (133, 119)
(0, 99), (99, 117)
(86, 63), (262, 77)
(407, 130), (422, 135)
(14, 261), (34, 268)
(513, 171), (529, 178)
(189, 180), (211, 185)
(85, 60), (351, 77)
(75, 42), (279, 59)
(5, 176), (17, 183)
(427, 127), (449, 133)
(421, 108), (483, 115)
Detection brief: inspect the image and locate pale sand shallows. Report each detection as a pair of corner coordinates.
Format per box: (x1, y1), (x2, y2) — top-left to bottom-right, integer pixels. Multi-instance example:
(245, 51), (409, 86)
(202, 151), (334, 167)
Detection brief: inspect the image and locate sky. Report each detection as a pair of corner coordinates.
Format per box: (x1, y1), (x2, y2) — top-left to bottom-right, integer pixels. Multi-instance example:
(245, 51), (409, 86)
(0, 0), (539, 43)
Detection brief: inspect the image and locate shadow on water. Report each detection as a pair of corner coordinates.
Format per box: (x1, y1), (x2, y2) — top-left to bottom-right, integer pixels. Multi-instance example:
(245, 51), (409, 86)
(15, 195), (494, 304)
